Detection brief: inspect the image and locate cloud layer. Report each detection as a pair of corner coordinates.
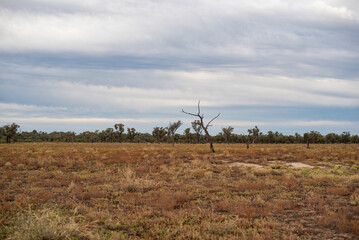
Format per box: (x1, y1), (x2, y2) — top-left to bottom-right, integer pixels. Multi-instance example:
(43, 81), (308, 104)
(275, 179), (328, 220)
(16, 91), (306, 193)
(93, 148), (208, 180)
(0, 0), (358, 133)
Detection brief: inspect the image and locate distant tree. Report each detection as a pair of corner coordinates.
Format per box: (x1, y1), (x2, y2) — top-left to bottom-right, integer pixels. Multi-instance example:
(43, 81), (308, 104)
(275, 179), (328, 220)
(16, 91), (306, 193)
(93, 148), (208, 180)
(183, 128), (192, 143)
(79, 131), (92, 142)
(325, 133), (340, 144)
(294, 133), (303, 143)
(182, 101), (220, 153)
(267, 131), (274, 144)
(137, 133), (155, 143)
(222, 126), (234, 144)
(105, 128), (116, 142)
(304, 131), (322, 148)
(152, 127), (168, 143)
(191, 120), (202, 144)
(65, 131), (76, 142)
(168, 120), (182, 146)
(29, 130), (40, 141)
(114, 123), (125, 142)
(246, 126), (260, 148)
(317, 136), (325, 144)
(49, 132), (57, 142)
(127, 128), (138, 142)
(350, 135), (359, 143)
(98, 130), (106, 142)
(91, 130), (100, 142)
(248, 126), (260, 144)
(1, 123), (20, 143)
(276, 132), (281, 143)
(341, 131), (351, 144)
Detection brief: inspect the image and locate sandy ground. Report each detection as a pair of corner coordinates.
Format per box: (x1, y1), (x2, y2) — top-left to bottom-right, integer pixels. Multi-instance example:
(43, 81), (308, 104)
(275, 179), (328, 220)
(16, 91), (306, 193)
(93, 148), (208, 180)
(286, 162), (322, 168)
(227, 162), (263, 168)
(223, 160), (325, 169)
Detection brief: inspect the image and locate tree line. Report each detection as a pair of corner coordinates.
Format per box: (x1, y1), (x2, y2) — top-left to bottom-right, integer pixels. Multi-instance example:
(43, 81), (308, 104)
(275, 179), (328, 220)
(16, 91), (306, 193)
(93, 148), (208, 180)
(1, 122), (358, 145)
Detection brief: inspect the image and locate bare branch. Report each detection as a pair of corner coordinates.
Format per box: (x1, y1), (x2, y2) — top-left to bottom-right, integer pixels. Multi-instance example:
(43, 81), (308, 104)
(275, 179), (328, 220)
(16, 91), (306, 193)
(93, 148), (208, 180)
(206, 113), (220, 129)
(197, 100), (201, 115)
(182, 101), (220, 153)
(181, 109), (199, 117)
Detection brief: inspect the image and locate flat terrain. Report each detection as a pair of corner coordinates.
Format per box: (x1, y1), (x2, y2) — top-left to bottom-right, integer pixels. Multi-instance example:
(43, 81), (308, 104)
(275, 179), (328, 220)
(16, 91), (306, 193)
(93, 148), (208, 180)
(0, 143), (358, 239)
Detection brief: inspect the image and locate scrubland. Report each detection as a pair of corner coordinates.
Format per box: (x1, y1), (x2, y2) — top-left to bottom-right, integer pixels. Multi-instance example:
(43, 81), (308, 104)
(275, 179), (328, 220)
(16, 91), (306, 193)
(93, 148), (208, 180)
(0, 143), (358, 239)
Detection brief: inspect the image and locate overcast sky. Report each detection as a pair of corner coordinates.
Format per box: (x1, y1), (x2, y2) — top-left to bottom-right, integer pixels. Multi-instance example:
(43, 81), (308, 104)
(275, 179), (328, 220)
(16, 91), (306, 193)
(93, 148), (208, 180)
(1, 0), (358, 134)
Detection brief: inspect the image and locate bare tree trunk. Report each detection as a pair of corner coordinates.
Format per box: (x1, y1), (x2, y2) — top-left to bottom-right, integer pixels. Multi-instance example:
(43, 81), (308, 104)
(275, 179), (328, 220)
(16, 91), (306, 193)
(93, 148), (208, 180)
(246, 142), (249, 149)
(182, 101), (220, 154)
(202, 122), (215, 153)
(307, 142), (310, 149)
(209, 141), (215, 153)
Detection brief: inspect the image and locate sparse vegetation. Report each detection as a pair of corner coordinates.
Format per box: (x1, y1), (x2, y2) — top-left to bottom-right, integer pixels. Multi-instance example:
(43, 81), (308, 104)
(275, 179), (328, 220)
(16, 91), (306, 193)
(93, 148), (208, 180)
(1, 143), (358, 239)
(7, 208), (90, 240)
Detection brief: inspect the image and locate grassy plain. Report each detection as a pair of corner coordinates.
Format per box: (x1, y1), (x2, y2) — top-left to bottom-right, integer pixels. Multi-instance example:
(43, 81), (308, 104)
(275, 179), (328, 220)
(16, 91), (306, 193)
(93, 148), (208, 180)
(0, 143), (358, 239)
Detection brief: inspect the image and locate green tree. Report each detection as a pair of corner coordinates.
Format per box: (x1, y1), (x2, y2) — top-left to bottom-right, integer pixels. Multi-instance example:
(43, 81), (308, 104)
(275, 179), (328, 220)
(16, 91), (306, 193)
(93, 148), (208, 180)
(168, 120), (183, 146)
(304, 131), (322, 148)
(127, 128), (138, 142)
(222, 126), (234, 144)
(105, 128), (115, 142)
(65, 131), (76, 142)
(325, 133), (340, 143)
(114, 123), (125, 142)
(294, 133), (303, 143)
(248, 126), (260, 144)
(1, 123), (20, 143)
(267, 131), (274, 144)
(350, 135), (359, 143)
(183, 128), (192, 143)
(246, 126), (260, 148)
(341, 131), (351, 144)
(191, 120), (202, 144)
(152, 127), (168, 143)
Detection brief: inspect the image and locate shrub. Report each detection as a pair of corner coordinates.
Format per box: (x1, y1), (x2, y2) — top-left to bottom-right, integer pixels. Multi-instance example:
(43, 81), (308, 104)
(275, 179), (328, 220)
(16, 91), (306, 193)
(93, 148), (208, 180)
(326, 187), (350, 196)
(350, 189), (359, 206)
(4, 162), (12, 169)
(7, 208), (90, 240)
(120, 167), (158, 193)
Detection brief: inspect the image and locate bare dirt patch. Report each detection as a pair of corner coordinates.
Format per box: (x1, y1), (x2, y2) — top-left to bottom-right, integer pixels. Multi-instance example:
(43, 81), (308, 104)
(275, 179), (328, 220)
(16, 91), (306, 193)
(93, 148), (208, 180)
(222, 160), (324, 169)
(227, 162), (263, 168)
(286, 162), (325, 168)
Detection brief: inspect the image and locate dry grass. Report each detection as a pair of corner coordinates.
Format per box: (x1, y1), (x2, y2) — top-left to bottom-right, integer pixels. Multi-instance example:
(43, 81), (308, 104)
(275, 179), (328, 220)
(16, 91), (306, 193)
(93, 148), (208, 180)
(7, 207), (90, 240)
(0, 143), (358, 239)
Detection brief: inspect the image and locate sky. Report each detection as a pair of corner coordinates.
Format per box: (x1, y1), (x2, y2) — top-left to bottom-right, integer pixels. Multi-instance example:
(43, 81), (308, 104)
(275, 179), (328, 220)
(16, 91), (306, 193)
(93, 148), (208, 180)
(0, 0), (359, 135)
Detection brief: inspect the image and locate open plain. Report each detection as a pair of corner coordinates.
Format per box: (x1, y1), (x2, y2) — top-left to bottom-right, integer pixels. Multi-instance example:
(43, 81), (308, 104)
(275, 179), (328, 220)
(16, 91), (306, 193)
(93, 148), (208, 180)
(0, 143), (358, 239)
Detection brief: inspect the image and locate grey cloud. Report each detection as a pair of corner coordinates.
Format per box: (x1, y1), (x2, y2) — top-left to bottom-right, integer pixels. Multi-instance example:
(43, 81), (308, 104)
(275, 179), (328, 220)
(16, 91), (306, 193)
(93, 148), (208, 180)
(1, 1), (358, 54)
(2, 67), (358, 115)
(1, 0), (358, 80)
(1, 0), (359, 133)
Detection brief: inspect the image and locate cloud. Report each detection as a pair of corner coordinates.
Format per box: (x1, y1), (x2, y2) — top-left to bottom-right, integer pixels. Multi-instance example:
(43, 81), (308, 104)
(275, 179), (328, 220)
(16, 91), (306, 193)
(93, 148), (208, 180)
(1, 116), (357, 131)
(1, 0), (358, 84)
(0, 103), (67, 111)
(1, 0), (358, 133)
(2, 65), (358, 113)
(0, 117), (159, 124)
(217, 120), (359, 127)
(1, 0), (358, 57)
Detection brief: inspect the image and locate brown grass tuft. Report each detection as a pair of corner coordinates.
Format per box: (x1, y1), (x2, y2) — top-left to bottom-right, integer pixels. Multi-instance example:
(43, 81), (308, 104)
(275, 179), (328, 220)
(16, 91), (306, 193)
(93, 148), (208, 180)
(7, 208), (91, 240)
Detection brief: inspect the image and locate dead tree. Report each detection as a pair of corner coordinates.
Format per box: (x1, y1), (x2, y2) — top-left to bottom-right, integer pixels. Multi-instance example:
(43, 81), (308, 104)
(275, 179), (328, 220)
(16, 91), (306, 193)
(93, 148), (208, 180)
(182, 101), (220, 153)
